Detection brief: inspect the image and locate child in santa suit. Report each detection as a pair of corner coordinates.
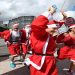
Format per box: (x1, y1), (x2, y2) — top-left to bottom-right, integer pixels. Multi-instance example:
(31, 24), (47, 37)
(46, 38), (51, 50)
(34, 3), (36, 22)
(57, 23), (75, 75)
(24, 5), (59, 75)
(0, 23), (27, 68)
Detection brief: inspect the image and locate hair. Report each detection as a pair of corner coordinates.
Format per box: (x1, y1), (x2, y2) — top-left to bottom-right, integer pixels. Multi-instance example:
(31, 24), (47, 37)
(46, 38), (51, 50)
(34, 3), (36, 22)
(10, 22), (19, 29)
(65, 17), (75, 27)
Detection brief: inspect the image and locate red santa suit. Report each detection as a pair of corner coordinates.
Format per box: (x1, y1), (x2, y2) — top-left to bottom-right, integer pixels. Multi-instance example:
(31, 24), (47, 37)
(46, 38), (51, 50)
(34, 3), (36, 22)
(57, 24), (75, 61)
(24, 24), (32, 53)
(24, 12), (58, 75)
(0, 29), (27, 55)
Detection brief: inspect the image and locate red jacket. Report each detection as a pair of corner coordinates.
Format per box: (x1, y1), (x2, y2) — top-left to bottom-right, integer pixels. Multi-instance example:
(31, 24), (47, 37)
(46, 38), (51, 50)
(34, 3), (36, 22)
(0, 29), (26, 43)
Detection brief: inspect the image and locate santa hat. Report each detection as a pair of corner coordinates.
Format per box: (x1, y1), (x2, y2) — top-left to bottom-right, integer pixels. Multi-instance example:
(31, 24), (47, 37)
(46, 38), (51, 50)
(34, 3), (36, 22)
(12, 23), (19, 28)
(69, 24), (75, 28)
(47, 20), (57, 28)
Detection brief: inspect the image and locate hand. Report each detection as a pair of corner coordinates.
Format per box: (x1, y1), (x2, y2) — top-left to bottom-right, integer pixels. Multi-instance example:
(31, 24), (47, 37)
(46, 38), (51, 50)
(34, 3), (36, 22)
(6, 41), (11, 46)
(48, 7), (51, 11)
(61, 11), (67, 18)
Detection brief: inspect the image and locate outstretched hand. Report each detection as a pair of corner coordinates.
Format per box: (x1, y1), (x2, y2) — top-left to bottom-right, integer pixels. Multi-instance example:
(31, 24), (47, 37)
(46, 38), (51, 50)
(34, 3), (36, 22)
(48, 7), (51, 11)
(61, 11), (67, 18)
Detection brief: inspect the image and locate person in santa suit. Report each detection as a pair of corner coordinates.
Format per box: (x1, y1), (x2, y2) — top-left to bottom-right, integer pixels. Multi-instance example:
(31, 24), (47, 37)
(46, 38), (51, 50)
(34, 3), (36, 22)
(24, 5), (59, 75)
(57, 22), (75, 75)
(24, 24), (31, 38)
(23, 24), (32, 54)
(0, 23), (27, 68)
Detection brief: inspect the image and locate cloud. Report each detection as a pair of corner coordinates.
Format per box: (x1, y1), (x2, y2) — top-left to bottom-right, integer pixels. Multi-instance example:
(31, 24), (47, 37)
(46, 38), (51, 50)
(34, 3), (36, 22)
(53, 11), (75, 21)
(0, 0), (75, 21)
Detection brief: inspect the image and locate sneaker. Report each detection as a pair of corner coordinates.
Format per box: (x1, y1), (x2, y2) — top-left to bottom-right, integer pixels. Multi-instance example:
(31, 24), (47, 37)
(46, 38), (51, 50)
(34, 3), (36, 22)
(10, 62), (16, 68)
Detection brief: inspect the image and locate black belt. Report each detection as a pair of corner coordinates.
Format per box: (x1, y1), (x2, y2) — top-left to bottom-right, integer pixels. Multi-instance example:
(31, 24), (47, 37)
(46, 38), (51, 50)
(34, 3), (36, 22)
(11, 42), (19, 44)
(34, 53), (53, 56)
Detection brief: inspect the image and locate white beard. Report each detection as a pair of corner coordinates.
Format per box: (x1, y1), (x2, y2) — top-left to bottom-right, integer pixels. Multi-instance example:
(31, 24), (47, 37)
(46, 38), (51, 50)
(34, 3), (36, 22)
(12, 30), (20, 37)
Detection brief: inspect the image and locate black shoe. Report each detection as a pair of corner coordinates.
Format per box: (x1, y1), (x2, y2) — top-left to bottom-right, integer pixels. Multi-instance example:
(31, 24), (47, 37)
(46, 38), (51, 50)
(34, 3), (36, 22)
(24, 63), (30, 69)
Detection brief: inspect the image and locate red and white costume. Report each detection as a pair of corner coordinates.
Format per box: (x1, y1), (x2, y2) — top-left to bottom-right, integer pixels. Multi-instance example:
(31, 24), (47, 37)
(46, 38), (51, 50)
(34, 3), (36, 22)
(0, 29), (27, 55)
(24, 12), (58, 75)
(57, 24), (75, 62)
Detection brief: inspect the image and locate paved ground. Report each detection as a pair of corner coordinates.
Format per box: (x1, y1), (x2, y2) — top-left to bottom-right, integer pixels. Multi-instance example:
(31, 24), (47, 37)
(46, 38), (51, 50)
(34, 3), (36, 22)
(0, 39), (71, 75)
(0, 55), (71, 75)
(0, 55), (30, 75)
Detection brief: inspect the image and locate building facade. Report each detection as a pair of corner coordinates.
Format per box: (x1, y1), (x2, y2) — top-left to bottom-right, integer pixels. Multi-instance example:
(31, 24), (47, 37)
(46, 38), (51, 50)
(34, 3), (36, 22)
(8, 16), (35, 29)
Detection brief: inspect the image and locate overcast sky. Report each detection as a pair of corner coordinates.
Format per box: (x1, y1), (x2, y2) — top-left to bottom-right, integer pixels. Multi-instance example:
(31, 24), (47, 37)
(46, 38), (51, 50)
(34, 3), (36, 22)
(0, 0), (75, 22)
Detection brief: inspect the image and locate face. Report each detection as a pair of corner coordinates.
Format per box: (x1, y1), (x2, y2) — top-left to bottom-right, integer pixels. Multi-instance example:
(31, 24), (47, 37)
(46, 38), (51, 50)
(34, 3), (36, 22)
(70, 27), (75, 33)
(45, 27), (57, 35)
(13, 27), (19, 31)
(13, 26), (19, 31)
(25, 25), (31, 32)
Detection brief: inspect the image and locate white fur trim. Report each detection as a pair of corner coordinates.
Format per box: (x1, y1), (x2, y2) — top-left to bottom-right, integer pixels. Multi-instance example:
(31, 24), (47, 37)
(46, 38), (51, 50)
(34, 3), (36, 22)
(47, 24), (57, 28)
(41, 12), (52, 20)
(69, 25), (75, 28)
(11, 30), (20, 37)
(24, 36), (50, 70)
(70, 59), (75, 62)
(25, 58), (31, 66)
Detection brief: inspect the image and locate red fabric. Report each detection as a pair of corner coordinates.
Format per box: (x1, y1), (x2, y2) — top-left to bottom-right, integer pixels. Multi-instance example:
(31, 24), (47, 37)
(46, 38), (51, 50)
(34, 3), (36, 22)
(56, 33), (65, 43)
(8, 43), (27, 55)
(58, 46), (75, 60)
(20, 30), (27, 54)
(62, 35), (75, 46)
(8, 44), (20, 55)
(0, 29), (27, 55)
(20, 30), (27, 43)
(31, 15), (49, 39)
(54, 20), (65, 27)
(21, 43), (27, 54)
(29, 35), (58, 75)
(58, 21), (64, 27)
(0, 30), (10, 40)
(69, 24), (75, 28)
(30, 56), (58, 75)
(58, 35), (75, 60)
(29, 15), (58, 75)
